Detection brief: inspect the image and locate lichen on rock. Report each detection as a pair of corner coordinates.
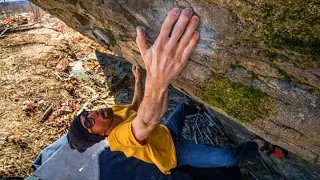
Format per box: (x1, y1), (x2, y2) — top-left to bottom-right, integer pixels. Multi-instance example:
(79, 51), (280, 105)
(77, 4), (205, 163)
(198, 0), (319, 55)
(201, 74), (273, 123)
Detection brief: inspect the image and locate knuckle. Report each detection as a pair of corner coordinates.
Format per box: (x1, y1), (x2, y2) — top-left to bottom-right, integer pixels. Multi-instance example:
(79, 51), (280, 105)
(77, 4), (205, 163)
(160, 25), (170, 34)
(192, 32), (199, 40)
(154, 45), (162, 53)
(163, 46), (171, 54)
(172, 23), (182, 32)
(188, 38), (197, 46)
(175, 28), (184, 36)
(192, 34), (197, 40)
(174, 53), (183, 61)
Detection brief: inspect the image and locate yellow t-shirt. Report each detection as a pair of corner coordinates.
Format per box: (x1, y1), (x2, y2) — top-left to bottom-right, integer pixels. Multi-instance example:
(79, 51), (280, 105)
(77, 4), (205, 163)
(107, 105), (177, 174)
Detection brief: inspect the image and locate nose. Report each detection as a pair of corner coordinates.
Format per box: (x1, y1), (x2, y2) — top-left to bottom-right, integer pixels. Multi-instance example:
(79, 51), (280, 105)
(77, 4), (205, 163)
(100, 108), (114, 118)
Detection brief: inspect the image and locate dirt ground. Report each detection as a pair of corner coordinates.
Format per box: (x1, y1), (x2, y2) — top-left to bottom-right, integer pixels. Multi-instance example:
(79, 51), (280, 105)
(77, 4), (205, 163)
(0, 19), (116, 176)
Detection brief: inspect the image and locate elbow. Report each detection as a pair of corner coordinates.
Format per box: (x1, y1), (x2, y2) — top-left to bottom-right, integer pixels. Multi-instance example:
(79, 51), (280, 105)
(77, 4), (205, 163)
(146, 113), (163, 126)
(130, 103), (139, 112)
(141, 118), (160, 128)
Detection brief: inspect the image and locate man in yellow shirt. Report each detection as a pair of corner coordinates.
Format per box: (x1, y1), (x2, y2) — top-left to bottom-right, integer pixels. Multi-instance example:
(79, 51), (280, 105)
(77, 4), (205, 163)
(68, 7), (257, 175)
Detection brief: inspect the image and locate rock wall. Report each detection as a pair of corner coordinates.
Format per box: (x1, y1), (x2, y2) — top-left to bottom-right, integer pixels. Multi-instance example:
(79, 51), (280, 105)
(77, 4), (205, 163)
(30, 0), (320, 164)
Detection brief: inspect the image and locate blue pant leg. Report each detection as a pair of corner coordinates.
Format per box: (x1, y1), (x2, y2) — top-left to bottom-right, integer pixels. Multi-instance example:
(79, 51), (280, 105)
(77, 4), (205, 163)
(164, 103), (198, 136)
(177, 138), (236, 168)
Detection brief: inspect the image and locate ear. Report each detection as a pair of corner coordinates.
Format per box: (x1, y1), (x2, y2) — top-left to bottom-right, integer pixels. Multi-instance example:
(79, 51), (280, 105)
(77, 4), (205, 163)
(79, 115), (90, 130)
(88, 128), (93, 134)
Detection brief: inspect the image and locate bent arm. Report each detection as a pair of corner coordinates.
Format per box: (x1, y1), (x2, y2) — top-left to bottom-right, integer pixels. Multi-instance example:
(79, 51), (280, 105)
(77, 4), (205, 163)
(131, 8), (199, 143)
(131, 76), (143, 111)
(132, 80), (168, 143)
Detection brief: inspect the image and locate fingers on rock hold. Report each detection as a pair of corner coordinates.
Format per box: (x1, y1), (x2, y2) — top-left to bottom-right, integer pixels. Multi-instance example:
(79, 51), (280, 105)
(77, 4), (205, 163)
(136, 26), (149, 54)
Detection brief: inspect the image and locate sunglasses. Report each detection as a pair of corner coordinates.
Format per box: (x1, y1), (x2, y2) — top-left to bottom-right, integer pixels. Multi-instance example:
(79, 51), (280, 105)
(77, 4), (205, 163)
(80, 110), (95, 129)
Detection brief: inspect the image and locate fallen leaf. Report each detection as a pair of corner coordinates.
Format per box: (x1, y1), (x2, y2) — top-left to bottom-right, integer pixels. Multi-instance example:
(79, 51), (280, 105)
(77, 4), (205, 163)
(66, 83), (74, 92)
(70, 102), (77, 110)
(14, 131), (22, 137)
(56, 58), (69, 72)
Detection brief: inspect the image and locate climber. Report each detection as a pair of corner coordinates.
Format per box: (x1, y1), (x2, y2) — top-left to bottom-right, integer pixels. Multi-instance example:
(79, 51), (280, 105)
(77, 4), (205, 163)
(67, 7), (258, 175)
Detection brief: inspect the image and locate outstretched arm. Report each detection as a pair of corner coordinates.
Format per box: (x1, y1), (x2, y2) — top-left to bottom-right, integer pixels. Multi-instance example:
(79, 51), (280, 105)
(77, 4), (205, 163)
(131, 8), (200, 143)
(131, 65), (143, 111)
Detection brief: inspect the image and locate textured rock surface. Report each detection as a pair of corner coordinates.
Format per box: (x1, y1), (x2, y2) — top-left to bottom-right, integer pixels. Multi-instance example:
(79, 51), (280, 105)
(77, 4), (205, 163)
(30, 0), (320, 164)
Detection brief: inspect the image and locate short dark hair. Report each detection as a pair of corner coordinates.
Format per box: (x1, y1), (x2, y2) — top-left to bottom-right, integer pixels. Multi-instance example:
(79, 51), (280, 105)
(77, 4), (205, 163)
(67, 113), (105, 152)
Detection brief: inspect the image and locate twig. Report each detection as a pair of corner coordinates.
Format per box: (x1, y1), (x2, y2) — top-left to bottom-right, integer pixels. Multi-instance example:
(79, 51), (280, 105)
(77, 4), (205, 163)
(195, 117), (204, 142)
(5, 24), (42, 34)
(0, 26), (9, 38)
(248, 171), (260, 180)
(196, 114), (214, 145)
(40, 104), (53, 122)
(204, 111), (231, 141)
(53, 71), (63, 81)
(109, 75), (127, 90)
(259, 156), (271, 174)
(203, 124), (214, 144)
(215, 136), (219, 145)
(194, 127), (198, 144)
(205, 112), (224, 135)
(54, 71), (70, 81)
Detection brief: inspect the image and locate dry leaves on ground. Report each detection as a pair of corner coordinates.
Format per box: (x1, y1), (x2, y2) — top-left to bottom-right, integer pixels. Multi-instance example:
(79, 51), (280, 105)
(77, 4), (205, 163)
(0, 15), (115, 177)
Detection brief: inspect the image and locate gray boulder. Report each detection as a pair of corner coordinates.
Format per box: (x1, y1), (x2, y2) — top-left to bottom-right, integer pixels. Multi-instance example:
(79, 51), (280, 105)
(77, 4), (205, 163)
(30, 0), (319, 165)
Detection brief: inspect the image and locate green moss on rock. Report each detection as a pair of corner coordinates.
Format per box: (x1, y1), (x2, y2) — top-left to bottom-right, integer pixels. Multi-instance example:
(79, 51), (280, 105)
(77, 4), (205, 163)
(201, 75), (272, 123)
(266, 52), (279, 62)
(262, 1), (320, 57)
(196, 0), (320, 59)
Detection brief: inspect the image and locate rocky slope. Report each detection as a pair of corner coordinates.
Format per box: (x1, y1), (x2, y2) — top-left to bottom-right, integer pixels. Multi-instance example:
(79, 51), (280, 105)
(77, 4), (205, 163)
(29, 0), (320, 165)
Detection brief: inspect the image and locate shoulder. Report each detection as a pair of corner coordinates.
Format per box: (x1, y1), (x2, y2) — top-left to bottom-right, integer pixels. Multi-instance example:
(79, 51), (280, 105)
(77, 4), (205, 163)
(111, 104), (132, 111)
(108, 121), (146, 149)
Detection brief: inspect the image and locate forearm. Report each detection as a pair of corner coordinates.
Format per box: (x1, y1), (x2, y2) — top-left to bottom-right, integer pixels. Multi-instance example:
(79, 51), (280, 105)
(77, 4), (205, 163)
(132, 80), (168, 142)
(139, 83), (167, 125)
(131, 79), (143, 111)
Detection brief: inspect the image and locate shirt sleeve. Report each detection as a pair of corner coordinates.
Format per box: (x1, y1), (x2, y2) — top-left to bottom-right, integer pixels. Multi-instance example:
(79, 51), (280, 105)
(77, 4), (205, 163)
(108, 121), (146, 151)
